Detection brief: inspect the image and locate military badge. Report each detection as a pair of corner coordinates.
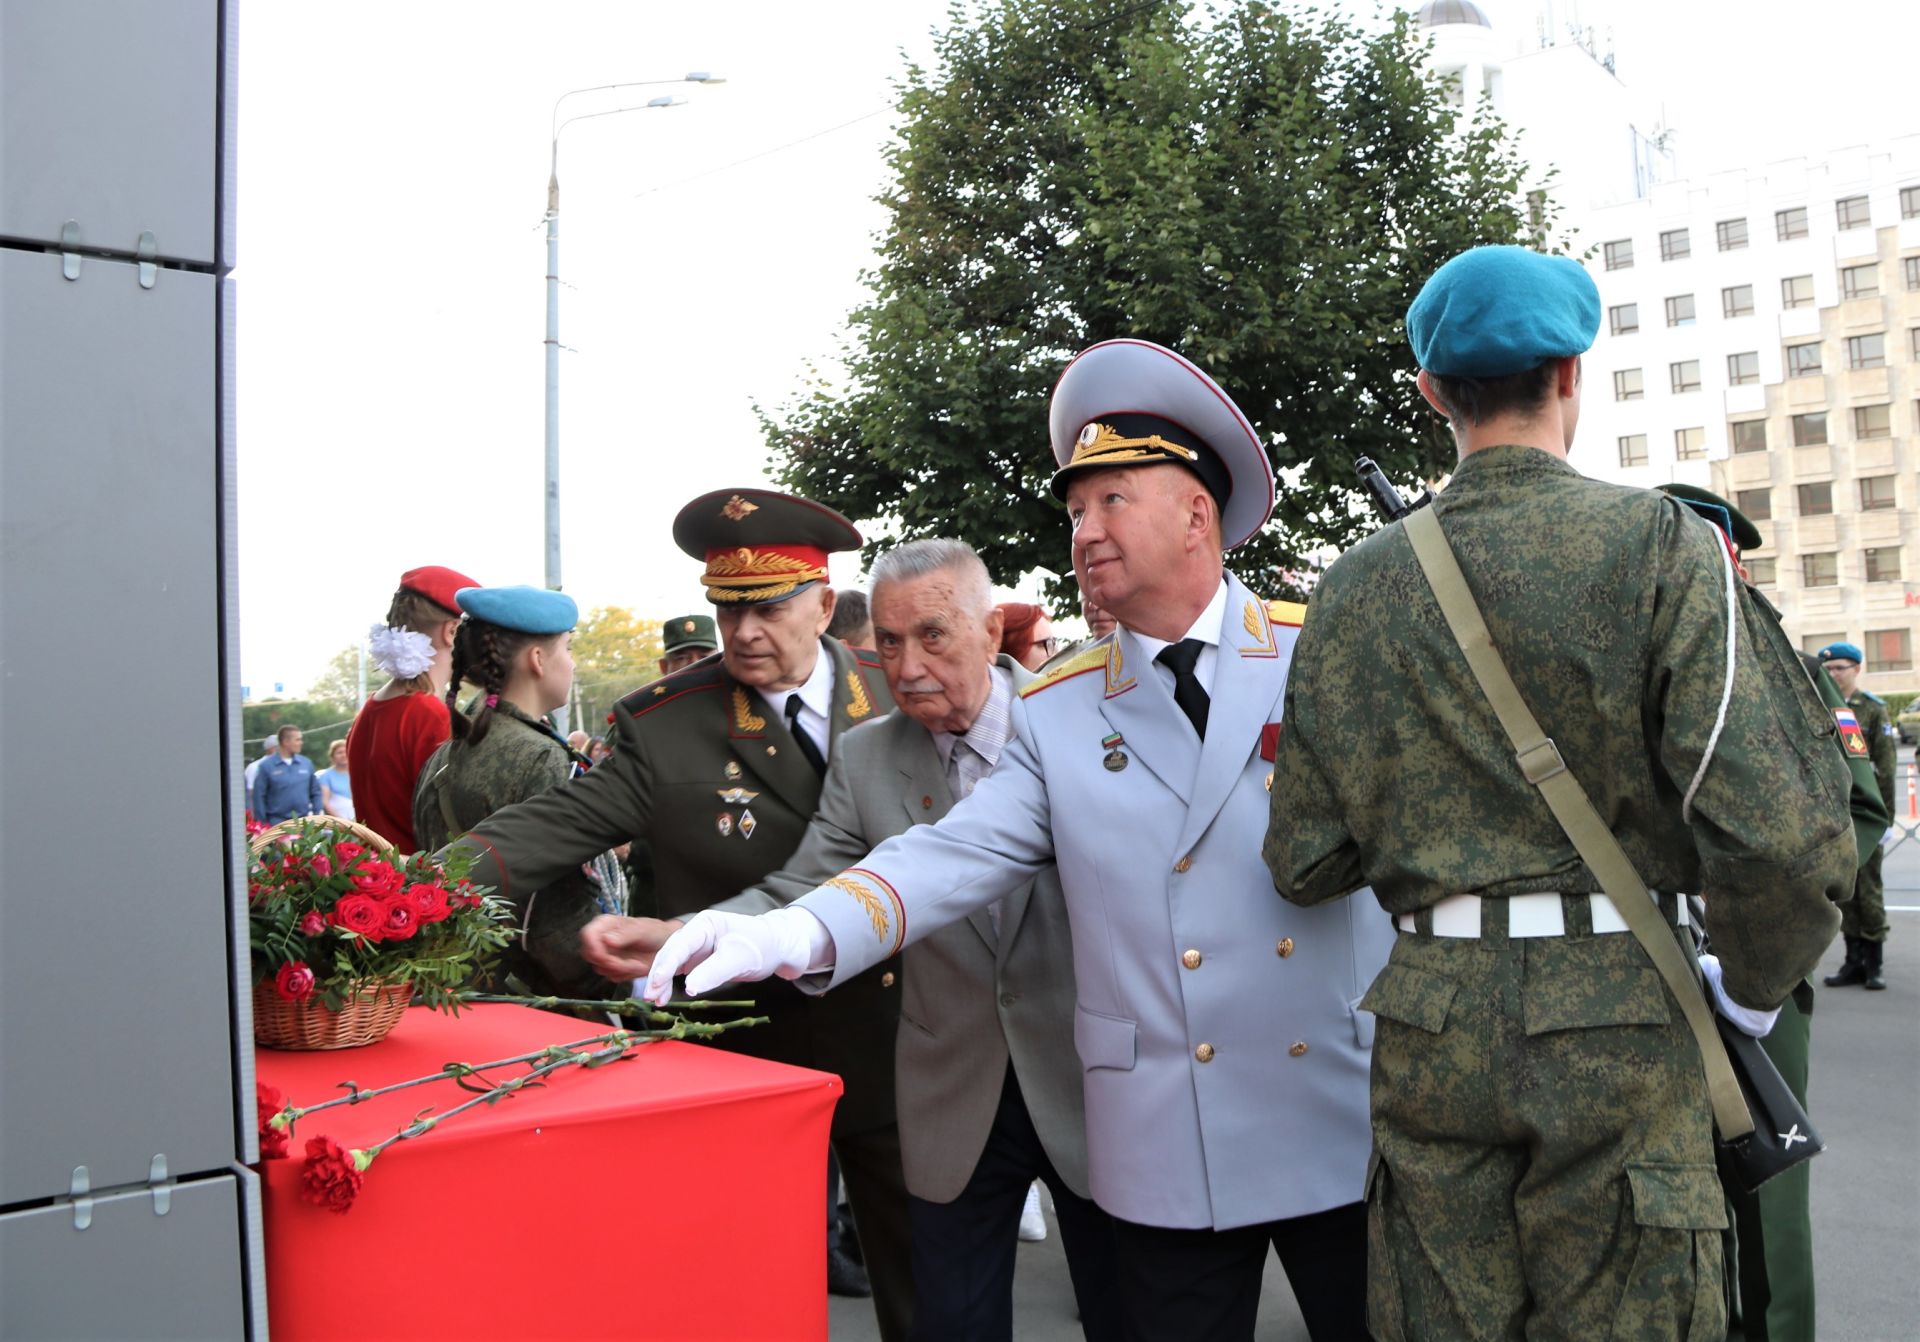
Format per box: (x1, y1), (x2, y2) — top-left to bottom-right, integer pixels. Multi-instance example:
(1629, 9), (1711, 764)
(1835, 707), (1870, 757)
(1260, 722), (1282, 762)
(717, 787), (760, 805)
(739, 808), (758, 839)
(1102, 731), (1129, 772)
(715, 812), (734, 837)
(724, 760), (742, 780)
(720, 494), (759, 521)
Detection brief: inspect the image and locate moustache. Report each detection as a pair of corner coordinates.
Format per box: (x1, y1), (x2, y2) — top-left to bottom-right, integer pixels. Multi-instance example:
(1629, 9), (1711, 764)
(896, 679), (945, 695)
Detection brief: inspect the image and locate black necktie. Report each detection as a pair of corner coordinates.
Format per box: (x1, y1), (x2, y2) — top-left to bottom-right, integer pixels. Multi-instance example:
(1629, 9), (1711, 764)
(785, 694), (828, 776)
(1156, 639), (1211, 739)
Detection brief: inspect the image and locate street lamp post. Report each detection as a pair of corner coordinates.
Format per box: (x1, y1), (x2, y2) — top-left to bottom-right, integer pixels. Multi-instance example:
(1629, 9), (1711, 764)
(544, 73), (722, 733)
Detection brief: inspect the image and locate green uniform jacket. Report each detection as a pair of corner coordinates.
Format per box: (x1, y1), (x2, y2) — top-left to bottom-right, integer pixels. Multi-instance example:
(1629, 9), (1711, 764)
(1788, 647), (1889, 869)
(449, 637), (903, 1137)
(1847, 688), (1897, 824)
(414, 701), (622, 1001)
(1266, 445), (1850, 1010)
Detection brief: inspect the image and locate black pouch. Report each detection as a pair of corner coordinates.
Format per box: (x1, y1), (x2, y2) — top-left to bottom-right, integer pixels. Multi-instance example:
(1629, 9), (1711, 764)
(1712, 1012), (1823, 1193)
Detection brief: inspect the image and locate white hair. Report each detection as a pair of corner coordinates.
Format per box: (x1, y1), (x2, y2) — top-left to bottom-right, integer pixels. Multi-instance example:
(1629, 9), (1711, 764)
(869, 538), (993, 617)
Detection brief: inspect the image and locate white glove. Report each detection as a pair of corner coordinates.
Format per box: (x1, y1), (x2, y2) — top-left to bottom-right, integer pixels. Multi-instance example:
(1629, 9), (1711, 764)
(1699, 954), (1779, 1039)
(641, 908), (828, 1005)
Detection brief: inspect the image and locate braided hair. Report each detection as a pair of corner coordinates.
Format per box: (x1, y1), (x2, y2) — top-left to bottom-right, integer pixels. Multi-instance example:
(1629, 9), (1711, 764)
(446, 618), (538, 747)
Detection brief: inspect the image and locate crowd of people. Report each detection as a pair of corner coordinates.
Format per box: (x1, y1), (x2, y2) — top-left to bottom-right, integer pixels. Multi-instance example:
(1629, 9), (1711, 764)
(260, 245), (1885, 1341)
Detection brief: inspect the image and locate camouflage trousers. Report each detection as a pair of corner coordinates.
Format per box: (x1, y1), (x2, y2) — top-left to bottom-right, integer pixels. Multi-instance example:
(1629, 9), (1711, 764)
(1359, 909), (1727, 1342)
(1840, 846), (1888, 942)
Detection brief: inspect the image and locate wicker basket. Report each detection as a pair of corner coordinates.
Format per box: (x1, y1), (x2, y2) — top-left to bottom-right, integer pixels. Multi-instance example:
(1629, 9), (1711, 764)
(250, 815), (415, 1050)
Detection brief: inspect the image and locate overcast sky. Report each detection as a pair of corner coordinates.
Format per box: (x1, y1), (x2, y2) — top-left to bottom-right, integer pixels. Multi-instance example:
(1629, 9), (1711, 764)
(236, 0), (1914, 696)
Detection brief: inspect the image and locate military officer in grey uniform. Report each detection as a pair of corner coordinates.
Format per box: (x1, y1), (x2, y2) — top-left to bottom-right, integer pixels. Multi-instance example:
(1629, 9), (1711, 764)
(1266, 245), (1852, 1341)
(1817, 640), (1895, 992)
(440, 489), (913, 1342)
(643, 340), (1395, 1342)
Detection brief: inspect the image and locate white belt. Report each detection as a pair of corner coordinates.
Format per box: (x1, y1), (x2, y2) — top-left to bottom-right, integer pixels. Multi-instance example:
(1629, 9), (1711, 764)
(1394, 891), (1690, 938)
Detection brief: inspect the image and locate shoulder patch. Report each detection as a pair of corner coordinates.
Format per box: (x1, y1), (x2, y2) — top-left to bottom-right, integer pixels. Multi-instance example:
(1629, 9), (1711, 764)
(853, 649), (883, 670)
(1019, 639), (1111, 698)
(1265, 599), (1307, 628)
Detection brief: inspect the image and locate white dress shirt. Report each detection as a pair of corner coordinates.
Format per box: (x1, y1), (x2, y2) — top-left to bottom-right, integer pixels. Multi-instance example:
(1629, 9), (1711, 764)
(1127, 579), (1229, 699)
(755, 643), (835, 760)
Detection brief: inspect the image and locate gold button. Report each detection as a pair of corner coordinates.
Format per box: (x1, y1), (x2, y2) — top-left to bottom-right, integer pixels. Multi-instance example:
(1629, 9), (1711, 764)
(1195, 1042), (1215, 1063)
(1173, 856), (1193, 874)
(1264, 772), (1273, 792)
(881, 972), (895, 988)
(1181, 948), (1202, 970)
(766, 745), (778, 756)
(1276, 937), (1294, 958)
(1289, 1041), (1308, 1057)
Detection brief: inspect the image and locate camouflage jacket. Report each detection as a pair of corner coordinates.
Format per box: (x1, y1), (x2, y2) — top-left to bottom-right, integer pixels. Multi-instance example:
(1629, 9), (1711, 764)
(1266, 444), (1851, 1009)
(1846, 689), (1897, 815)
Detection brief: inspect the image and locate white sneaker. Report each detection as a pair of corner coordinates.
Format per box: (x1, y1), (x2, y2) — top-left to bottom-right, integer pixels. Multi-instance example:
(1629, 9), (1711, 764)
(1018, 1181), (1048, 1242)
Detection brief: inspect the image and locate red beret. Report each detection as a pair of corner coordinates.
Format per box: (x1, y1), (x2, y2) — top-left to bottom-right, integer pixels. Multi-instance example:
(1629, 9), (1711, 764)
(399, 565), (480, 614)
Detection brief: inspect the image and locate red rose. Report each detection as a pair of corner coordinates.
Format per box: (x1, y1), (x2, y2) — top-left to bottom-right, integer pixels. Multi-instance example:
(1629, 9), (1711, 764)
(381, 897), (418, 941)
(248, 882), (269, 902)
(404, 882), (452, 924)
(256, 1083), (289, 1160)
(311, 854), (333, 877)
(299, 1136), (369, 1213)
(297, 910), (328, 937)
(274, 961), (315, 1001)
(333, 841), (365, 863)
(331, 894), (386, 941)
(348, 860), (404, 899)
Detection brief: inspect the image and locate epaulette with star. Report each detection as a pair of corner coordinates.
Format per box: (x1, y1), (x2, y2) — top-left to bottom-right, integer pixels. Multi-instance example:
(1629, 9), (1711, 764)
(1265, 598), (1307, 628)
(614, 660), (724, 723)
(1019, 637), (1116, 699)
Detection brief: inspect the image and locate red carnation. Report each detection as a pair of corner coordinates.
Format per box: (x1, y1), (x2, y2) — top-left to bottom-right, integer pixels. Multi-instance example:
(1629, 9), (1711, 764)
(382, 897), (418, 941)
(297, 910), (328, 937)
(404, 882), (452, 924)
(331, 894), (386, 941)
(256, 1083), (290, 1160)
(299, 1136), (371, 1213)
(348, 860), (404, 899)
(274, 961), (316, 1001)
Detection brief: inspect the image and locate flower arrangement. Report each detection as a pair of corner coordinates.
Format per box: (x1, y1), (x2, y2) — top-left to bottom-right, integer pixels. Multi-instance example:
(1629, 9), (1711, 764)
(248, 817), (513, 1014)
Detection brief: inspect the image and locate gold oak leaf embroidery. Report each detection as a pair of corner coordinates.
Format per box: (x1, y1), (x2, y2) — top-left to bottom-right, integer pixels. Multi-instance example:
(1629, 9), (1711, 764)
(825, 874), (891, 942)
(846, 670), (874, 720)
(730, 686), (767, 734)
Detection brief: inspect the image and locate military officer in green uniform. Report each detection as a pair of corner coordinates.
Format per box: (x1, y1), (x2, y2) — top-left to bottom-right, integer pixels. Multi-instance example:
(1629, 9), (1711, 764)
(441, 489), (912, 1341)
(414, 584), (626, 1002)
(659, 612), (719, 675)
(1266, 245), (1852, 1341)
(1817, 640), (1894, 992)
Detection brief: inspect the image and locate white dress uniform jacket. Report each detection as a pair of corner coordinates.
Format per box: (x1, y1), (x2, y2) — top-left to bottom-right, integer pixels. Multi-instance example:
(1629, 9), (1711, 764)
(794, 573), (1395, 1230)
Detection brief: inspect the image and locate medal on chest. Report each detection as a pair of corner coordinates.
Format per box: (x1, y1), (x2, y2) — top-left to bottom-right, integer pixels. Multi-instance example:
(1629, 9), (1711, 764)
(1102, 731), (1129, 772)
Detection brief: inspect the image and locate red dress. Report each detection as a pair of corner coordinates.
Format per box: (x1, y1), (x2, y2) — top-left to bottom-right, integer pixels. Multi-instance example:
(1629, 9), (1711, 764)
(345, 693), (450, 853)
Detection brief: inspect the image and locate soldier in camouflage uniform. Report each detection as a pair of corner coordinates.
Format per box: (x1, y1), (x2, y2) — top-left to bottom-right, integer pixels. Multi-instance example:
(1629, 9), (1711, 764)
(413, 585), (626, 1002)
(1265, 246), (1852, 1341)
(1817, 640), (1895, 991)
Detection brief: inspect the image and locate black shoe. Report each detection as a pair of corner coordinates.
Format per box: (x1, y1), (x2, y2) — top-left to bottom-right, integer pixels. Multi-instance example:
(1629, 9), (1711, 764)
(1825, 937), (1868, 987)
(1864, 940), (1887, 991)
(827, 1244), (872, 1298)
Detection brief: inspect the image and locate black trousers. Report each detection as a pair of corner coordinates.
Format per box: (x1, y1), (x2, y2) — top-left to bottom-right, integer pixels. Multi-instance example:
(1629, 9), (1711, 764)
(907, 1067), (1123, 1342)
(836, 1122), (916, 1342)
(1110, 1199), (1369, 1342)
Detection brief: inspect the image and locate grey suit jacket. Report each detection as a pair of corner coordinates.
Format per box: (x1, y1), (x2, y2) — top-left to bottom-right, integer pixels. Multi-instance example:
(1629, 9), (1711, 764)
(790, 573), (1396, 1230)
(718, 655), (1088, 1202)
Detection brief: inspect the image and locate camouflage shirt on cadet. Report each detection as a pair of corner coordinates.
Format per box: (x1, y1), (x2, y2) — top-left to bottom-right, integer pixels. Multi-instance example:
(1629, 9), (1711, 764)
(414, 700), (626, 1002)
(1266, 444), (1853, 1011)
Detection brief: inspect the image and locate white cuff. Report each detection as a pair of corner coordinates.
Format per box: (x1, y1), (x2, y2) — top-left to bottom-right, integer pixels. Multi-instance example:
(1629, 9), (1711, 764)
(1699, 954), (1779, 1039)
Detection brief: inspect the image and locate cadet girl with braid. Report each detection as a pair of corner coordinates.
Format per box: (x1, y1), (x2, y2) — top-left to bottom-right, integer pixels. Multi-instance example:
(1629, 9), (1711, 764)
(412, 585), (628, 1004)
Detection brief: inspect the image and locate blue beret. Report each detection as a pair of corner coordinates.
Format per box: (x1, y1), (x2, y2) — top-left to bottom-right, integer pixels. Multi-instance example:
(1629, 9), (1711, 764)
(1407, 246), (1600, 378)
(1816, 641), (1864, 666)
(454, 585), (578, 636)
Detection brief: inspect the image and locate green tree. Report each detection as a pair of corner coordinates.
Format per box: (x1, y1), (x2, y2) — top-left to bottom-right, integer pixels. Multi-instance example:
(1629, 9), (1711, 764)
(762, 0), (1551, 602)
(570, 606), (667, 734)
(242, 700), (357, 774)
(307, 644), (366, 715)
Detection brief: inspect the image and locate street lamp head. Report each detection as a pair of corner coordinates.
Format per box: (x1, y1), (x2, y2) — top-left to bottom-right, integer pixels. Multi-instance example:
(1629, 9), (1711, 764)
(646, 95), (688, 108)
(684, 71), (727, 84)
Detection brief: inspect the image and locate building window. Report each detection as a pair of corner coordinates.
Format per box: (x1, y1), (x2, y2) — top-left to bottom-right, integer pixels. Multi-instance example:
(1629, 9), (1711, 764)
(1727, 351), (1760, 385)
(1659, 227), (1691, 261)
(1791, 411), (1828, 445)
(1786, 342), (1822, 377)
(1731, 419), (1768, 453)
(1865, 547), (1902, 583)
(1609, 303), (1639, 336)
(1776, 206), (1809, 241)
(1716, 217), (1749, 251)
(1604, 239), (1634, 270)
(1836, 194), (1871, 230)
(1847, 333), (1886, 369)
(1664, 294), (1696, 327)
(1746, 557), (1777, 586)
(1735, 488), (1772, 520)
(1674, 427), (1706, 460)
(1912, 328), (1920, 362)
(1613, 368), (1644, 401)
(1869, 628), (1914, 672)
(1720, 284), (1753, 318)
(1669, 360), (1701, 393)
(1906, 257), (1920, 291)
(1805, 632), (1849, 656)
(1617, 434), (1649, 467)
(1840, 263), (1880, 300)
(1860, 474), (1897, 510)
(1903, 185), (1920, 219)
(1783, 274), (1816, 308)
(1802, 553), (1839, 588)
(1854, 403), (1892, 439)
(1797, 481), (1833, 516)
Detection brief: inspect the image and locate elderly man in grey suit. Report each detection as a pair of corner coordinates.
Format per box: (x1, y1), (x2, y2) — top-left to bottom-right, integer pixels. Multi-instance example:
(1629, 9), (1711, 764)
(586, 538), (1121, 1341)
(640, 340), (1394, 1342)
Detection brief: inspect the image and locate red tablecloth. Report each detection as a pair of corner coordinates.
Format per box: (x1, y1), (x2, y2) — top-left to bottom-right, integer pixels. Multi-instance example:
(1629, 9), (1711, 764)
(256, 1004), (840, 1341)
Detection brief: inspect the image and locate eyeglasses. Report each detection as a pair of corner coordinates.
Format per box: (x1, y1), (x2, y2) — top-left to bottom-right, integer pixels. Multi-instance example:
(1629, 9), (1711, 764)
(1034, 638), (1060, 657)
